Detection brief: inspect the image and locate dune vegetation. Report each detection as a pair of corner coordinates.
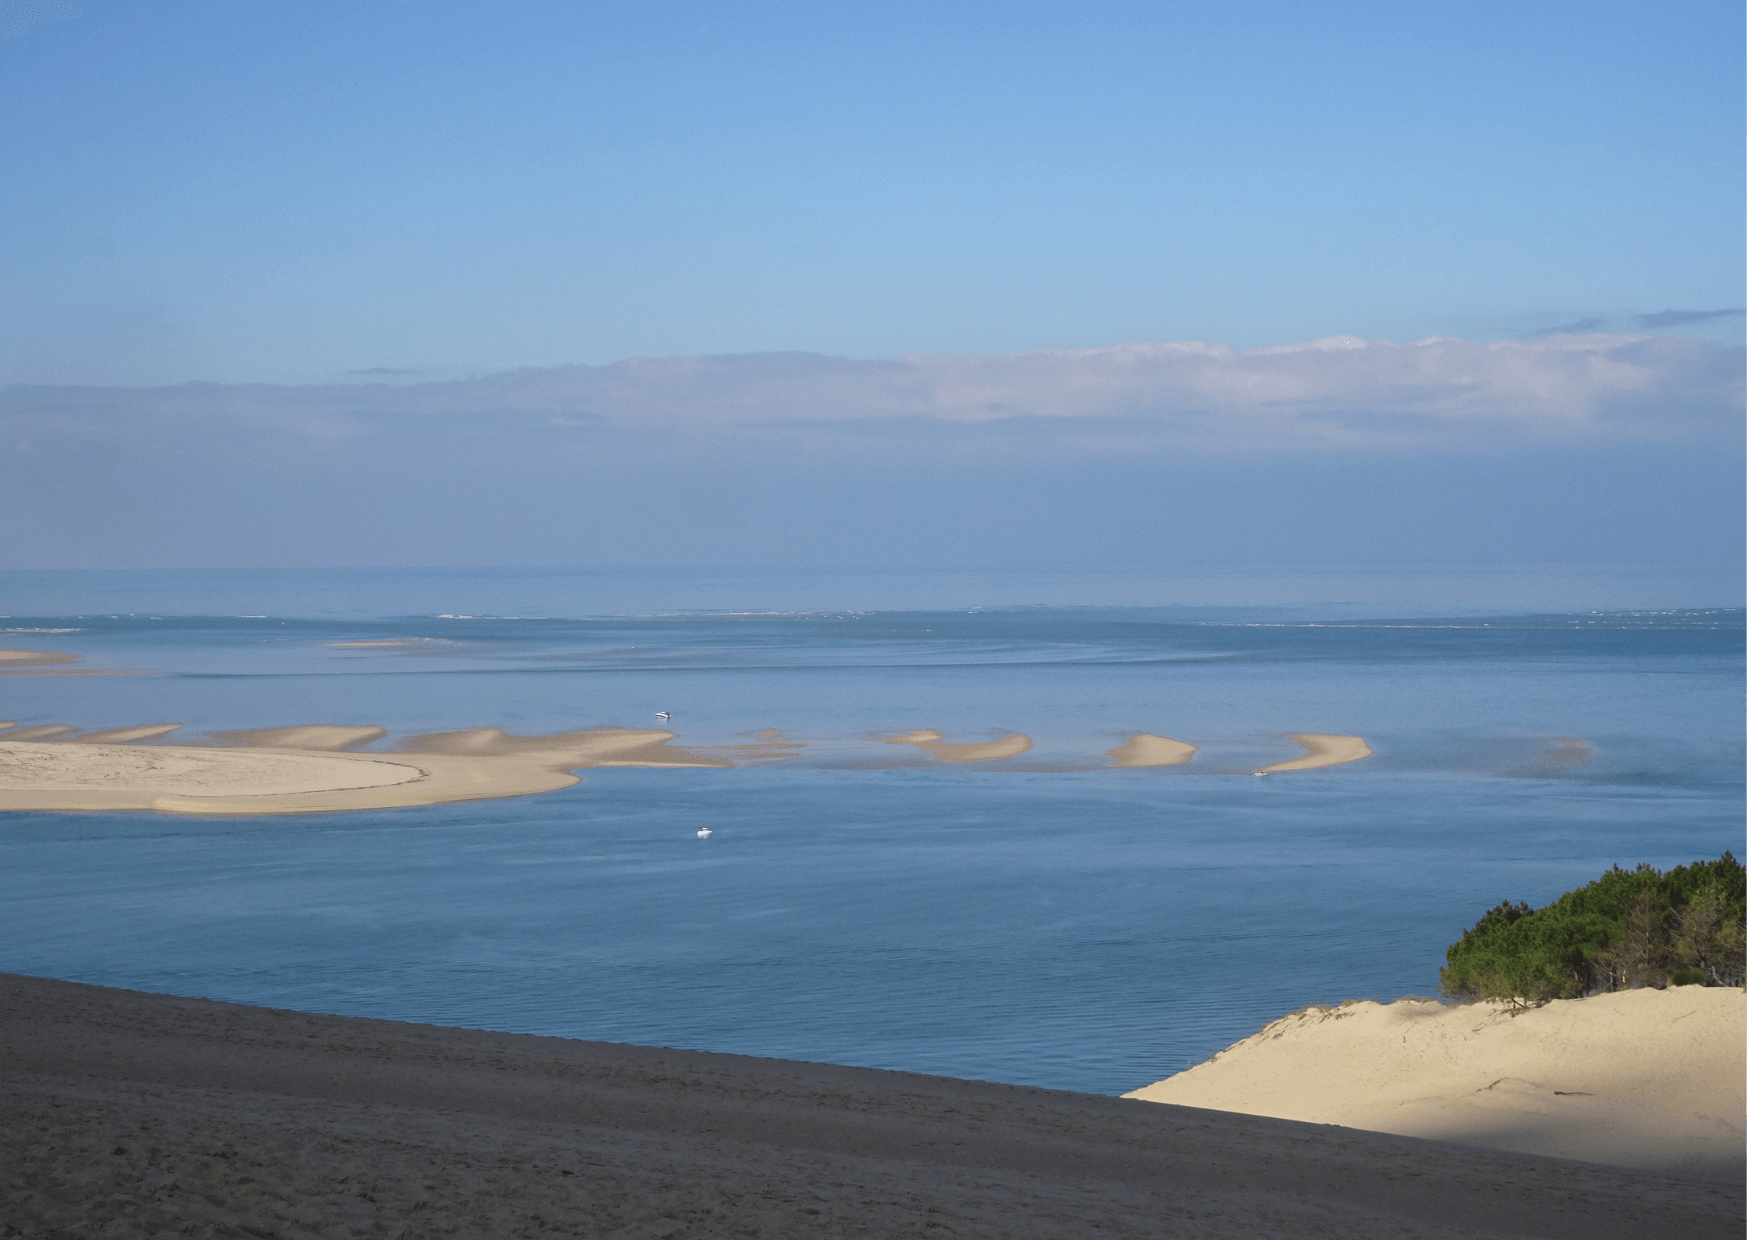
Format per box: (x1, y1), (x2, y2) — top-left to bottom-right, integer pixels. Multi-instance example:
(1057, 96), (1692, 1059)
(1441, 853), (1746, 1006)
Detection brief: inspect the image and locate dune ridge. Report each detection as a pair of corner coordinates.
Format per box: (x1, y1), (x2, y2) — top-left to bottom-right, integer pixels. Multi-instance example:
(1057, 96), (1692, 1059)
(1125, 987), (1745, 1182)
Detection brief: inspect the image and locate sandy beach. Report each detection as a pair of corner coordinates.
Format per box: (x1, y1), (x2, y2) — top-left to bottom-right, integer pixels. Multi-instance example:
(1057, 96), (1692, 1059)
(3, 973), (1739, 1239)
(1126, 988), (1745, 1183)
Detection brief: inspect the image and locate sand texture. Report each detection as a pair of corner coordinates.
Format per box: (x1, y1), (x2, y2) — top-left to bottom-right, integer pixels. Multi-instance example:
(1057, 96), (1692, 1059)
(213, 725), (389, 751)
(1108, 734), (1198, 766)
(1258, 732), (1373, 773)
(0, 727), (732, 815)
(876, 729), (1035, 762)
(67, 725), (184, 745)
(1125, 989), (1745, 1182)
(0, 725), (81, 741)
(0, 649), (77, 667)
(2, 974), (1739, 1240)
(0, 648), (124, 677)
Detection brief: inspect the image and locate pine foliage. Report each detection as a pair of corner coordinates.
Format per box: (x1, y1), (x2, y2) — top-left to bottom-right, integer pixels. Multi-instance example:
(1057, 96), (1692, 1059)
(1440, 853), (1745, 1006)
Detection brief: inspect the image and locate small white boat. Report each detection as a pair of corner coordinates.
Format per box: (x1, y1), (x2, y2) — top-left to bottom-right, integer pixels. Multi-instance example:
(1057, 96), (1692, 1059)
(656, 711), (671, 720)
(1253, 771), (1270, 778)
(696, 827), (712, 838)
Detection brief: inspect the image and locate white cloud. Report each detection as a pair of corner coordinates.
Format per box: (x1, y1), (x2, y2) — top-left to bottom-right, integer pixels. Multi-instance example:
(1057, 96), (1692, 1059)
(3, 332), (1739, 456)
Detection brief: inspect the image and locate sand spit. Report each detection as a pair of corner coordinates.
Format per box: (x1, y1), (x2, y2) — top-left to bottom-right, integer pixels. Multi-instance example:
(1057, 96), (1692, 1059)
(1258, 732), (1373, 773)
(1107, 733), (1198, 767)
(876, 729), (1034, 763)
(1125, 988), (1745, 1183)
(0, 727), (736, 816)
(3, 974), (1738, 1240)
(0, 741), (426, 804)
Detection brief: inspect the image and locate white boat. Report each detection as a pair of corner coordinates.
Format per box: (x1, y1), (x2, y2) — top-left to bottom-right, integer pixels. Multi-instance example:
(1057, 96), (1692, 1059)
(696, 827), (712, 838)
(656, 711), (671, 720)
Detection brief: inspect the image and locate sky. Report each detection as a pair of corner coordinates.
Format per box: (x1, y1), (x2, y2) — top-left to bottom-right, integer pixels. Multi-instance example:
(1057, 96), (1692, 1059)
(0, 1), (1742, 599)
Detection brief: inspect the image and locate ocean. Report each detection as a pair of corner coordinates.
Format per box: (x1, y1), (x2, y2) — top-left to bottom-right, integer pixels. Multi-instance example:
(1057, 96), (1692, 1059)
(0, 568), (1741, 1095)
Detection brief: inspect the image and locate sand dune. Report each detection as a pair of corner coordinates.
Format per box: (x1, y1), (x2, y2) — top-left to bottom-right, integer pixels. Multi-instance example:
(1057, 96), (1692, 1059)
(2, 974), (1736, 1240)
(1107, 733), (1198, 766)
(1258, 732), (1373, 773)
(877, 729), (1034, 762)
(1125, 988), (1745, 1182)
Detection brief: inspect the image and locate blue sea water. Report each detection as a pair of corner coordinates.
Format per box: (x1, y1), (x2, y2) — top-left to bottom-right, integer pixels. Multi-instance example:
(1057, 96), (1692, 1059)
(0, 569), (1741, 1095)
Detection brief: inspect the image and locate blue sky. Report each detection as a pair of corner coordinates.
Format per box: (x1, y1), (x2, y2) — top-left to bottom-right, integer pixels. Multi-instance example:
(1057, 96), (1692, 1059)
(1, 0), (1741, 384)
(0, 1), (1741, 599)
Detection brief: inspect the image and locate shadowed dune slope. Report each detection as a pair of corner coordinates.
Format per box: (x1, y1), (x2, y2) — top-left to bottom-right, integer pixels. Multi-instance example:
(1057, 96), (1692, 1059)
(2, 974), (1740, 1239)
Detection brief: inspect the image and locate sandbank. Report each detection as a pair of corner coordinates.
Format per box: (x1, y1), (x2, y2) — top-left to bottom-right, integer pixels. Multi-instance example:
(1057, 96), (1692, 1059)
(877, 729), (1034, 762)
(214, 724), (389, 751)
(0, 648), (126, 677)
(1125, 987), (1745, 1182)
(0, 649), (76, 667)
(3, 974), (1736, 1239)
(0, 727), (735, 816)
(1258, 732), (1373, 773)
(0, 724), (80, 741)
(69, 724), (184, 744)
(1107, 733), (1198, 766)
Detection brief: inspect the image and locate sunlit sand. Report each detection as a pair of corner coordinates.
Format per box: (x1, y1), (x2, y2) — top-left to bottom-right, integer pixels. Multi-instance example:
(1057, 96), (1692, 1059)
(214, 725), (389, 751)
(1125, 987), (1745, 1182)
(876, 729), (1034, 762)
(0, 727), (741, 815)
(1257, 732), (1373, 773)
(1107, 733), (1198, 766)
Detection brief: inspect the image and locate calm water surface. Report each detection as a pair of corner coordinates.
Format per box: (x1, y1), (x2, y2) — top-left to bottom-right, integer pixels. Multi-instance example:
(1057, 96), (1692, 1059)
(1, 570), (1740, 1094)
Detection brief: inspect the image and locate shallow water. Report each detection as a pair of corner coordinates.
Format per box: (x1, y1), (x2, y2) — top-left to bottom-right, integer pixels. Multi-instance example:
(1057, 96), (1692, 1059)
(0, 570), (1740, 1094)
